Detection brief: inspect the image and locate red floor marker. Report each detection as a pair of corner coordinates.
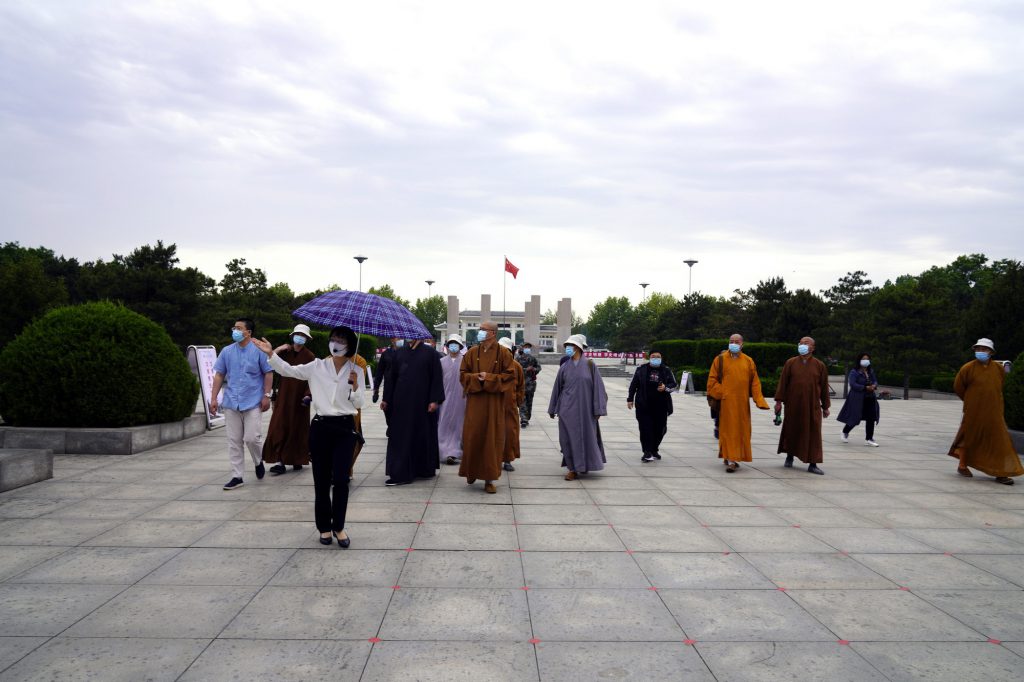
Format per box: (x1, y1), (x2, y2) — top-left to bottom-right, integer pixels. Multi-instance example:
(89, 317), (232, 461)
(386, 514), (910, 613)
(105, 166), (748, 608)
(415, 520), (424, 525)
(529, 638), (541, 645)
(776, 587), (787, 592)
(683, 639), (697, 645)
(988, 638), (1002, 645)
(405, 547), (416, 552)
(391, 585), (401, 590)
(625, 549), (635, 554)
(943, 552), (953, 556)
(647, 586), (659, 591)
(837, 640), (850, 645)
(424, 500), (431, 505)
(369, 637), (382, 643)
(521, 586), (530, 591)
(608, 523), (614, 528)
(722, 551), (731, 556)
(899, 586), (910, 591)
(792, 524), (801, 528)
(700, 523), (709, 528)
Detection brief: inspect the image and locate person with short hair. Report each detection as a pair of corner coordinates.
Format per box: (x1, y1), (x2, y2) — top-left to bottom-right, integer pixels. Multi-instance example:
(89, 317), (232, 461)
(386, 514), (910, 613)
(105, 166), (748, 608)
(774, 336), (830, 475)
(438, 334), (468, 465)
(211, 318), (273, 490)
(517, 342), (542, 427)
(627, 350), (678, 462)
(263, 324), (315, 475)
(837, 352), (880, 447)
(253, 326), (366, 547)
(706, 335), (770, 472)
(460, 321), (516, 493)
(948, 338), (1023, 485)
(549, 334), (608, 480)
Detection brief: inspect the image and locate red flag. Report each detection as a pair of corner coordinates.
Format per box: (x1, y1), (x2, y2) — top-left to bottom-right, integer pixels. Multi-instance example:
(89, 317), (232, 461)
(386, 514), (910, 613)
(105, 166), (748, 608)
(504, 257), (519, 279)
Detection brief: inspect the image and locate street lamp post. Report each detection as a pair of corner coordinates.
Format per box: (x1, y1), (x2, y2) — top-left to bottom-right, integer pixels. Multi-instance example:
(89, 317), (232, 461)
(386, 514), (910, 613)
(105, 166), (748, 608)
(353, 255), (368, 292)
(639, 282), (650, 301)
(425, 280), (435, 298)
(683, 259), (698, 295)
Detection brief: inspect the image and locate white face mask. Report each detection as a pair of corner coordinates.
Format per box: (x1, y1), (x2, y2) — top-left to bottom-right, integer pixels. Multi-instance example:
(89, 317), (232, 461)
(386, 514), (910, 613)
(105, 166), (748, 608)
(329, 342), (347, 357)
(477, 330), (489, 342)
(860, 359), (871, 367)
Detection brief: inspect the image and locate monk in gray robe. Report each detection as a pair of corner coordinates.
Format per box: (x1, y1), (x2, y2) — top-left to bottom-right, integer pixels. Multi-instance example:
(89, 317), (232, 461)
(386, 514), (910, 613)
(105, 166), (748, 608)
(775, 336), (831, 475)
(548, 334), (608, 480)
(438, 334), (467, 465)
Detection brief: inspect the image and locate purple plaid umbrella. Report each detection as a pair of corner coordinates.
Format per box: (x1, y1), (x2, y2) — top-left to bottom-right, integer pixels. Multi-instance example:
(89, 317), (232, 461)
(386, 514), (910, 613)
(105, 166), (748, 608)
(292, 289), (431, 339)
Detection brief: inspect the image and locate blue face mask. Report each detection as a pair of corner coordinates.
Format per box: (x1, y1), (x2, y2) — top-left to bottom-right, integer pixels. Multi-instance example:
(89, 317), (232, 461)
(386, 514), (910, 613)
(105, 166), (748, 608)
(798, 344), (810, 356)
(650, 358), (662, 368)
(564, 346), (576, 357)
(448, 343), (461, 353)
(477, 330), (488, 342)
(292, 335), (306, 345)
(975, 351), (991, 362)
(395, 339), (405, 349)
(728, 343), (741, 354)
(522, 348), (531, 355)
(231, 329), (244, 343)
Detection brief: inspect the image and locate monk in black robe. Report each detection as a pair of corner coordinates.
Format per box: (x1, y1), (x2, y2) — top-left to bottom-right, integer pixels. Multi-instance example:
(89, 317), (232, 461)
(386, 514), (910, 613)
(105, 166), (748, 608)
(381, 336), (444, 485)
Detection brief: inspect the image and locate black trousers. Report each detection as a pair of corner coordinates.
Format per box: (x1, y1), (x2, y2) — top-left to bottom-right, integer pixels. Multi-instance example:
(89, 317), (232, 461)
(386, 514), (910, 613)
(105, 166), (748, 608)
(843, 419), (875, 440)
(843, 395), (876, 440)
(309, 416), (357, 533)
(636, 405), (668, 454)
(520, 383), (537, 422)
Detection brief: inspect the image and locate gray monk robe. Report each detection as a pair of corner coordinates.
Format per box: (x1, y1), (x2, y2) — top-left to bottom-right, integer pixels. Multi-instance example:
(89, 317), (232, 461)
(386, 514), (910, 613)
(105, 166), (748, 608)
(775, 355), (831, 464)
(548, 358), (608, 473)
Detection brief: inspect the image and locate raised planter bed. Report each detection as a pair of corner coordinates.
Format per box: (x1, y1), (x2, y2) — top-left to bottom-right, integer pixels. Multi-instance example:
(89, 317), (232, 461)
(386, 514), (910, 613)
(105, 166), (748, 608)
(0, 414), (206, 455)
(0, 449), (53, 492)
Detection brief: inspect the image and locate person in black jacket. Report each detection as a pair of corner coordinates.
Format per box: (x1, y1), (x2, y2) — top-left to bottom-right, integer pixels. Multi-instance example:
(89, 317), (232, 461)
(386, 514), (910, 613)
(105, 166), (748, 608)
(627, 350), (678, 462)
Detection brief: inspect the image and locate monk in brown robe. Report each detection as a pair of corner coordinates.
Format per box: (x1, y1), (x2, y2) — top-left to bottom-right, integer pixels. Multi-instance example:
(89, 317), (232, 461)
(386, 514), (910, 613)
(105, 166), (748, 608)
(948, 338), (1023, 485)
(775, 336), (830, 475)
(707, 334), (771, 473)
(460, 321), (515, 493)
(499, 337), (526, 471)
(263, 324), (315, 475)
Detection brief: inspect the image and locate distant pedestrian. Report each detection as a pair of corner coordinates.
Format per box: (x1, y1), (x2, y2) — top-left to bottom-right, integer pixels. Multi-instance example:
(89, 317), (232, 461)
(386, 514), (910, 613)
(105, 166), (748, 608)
(372, 338), (399, 435)
(517, 342), (541, 427)
(627, 350), (678, 463)
(460, 321), (516, 493)
(499, 337), (525, 471)
(263, 324), (315, 476)
(706, 335), (771, 472)
(775, 336), (830, 475)
(438, 334), (468, 465)
(211, 318), (273, 490)
(381, 334), (444, 485)
(253, 326), (365, 547)
(948, 338), (1023, 484)
(549, 334), (607, 480)
(837, 352), (880, 447)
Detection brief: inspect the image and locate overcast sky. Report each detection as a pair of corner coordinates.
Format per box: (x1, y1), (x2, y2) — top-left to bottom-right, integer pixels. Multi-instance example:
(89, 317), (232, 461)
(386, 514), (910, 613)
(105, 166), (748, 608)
(3, 0), (1022, 317)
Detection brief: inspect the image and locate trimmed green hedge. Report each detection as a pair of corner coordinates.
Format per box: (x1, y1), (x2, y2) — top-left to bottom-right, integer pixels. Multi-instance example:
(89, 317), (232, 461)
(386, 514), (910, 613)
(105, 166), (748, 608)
(0, 302), (198, 427)
(1006, 351), (1024, 430)
(931, 375), (956, 393)
(653, 339), (794, 375)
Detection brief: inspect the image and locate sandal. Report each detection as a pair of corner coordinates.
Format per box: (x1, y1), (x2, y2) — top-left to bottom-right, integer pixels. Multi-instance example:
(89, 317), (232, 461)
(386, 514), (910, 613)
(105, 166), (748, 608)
(564, 471), (577, 481)
(957, 467), (973, 478)
(995, 477), (1015, 486)
(726, 463), (738, 473)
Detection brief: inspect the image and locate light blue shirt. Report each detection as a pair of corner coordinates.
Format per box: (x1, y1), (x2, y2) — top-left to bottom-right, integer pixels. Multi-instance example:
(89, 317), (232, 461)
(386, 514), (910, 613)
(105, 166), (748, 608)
(213, 342), (273, 411)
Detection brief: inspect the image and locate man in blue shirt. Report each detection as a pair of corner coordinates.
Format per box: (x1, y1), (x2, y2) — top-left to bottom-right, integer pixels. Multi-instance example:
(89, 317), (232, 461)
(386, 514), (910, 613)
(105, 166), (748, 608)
(211, 318), (274, 490)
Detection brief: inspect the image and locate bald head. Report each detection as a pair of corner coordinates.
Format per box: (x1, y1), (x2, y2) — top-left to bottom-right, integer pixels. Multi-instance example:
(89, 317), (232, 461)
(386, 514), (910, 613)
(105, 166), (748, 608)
(799, 336), (816, 354)
(480, 320), (497, 333)
(729, 334), (743, 344)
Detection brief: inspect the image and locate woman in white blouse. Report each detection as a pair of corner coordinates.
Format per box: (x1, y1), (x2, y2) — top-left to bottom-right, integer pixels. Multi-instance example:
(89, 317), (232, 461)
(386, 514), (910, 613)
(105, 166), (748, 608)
(254, 326), (366, 548)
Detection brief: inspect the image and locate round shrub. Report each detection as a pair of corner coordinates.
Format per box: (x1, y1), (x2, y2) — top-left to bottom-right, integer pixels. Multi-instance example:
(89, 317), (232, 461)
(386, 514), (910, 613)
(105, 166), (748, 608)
(1005, 351), (1024, 431)
(0, 301), (199, 427)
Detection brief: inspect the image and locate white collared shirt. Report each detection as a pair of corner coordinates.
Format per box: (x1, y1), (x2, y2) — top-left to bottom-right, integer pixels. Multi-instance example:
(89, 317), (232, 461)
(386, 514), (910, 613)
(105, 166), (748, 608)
(269, 353), (366, 416)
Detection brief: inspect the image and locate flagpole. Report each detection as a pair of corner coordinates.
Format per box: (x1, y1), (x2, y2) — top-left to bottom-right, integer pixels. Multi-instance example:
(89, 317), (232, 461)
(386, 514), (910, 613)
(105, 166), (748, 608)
(502, 255), (507, 338)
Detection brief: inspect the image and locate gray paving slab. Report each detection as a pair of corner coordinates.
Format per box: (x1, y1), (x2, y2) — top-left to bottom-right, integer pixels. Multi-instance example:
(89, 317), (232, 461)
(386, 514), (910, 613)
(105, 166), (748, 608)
(956, 553), (1024, 588)
(83, 519), (219, 547)
(633, 552), (776, 589)
(600, 504), (701, 526)
(614, 524), (730, 552)
(743, 552), (897, 589)
(422, 502), (514, 524)
(660, 589), (838, 642)
(689, 505), (790, 526)
(180, 639), (372, 681)
(535, 641), (714, 681)
(141, 547), (295, 586)
(7, 546), (180, 584)
(512, 503), (608, 524)
(899, 528), (1024, 553)
(802, 527), (939, 553)
(851, 553), (1019, 589)
(190, 520), (316, 548)
(362, 641), (538, 682)
(696, 641), (887, 681)
(341, 522), (418, 549)
(0, 637), (48, 675)
(0, 496), (68, 518)
(221, 586), (393, 639)
(522, 551), (648, 588)
(270, 548), (406, 587)
(0, 545), (66, 581)
(915, 589), (1024, 641)
(399, 549), (523, 588)
(0, 583), (126, 636)
(530, 588), (684, 641)
(142, 499), (258, 520)
(518, 524), (624, 551)
(709, 526), (837, 553)
(852, 641), (1024, 682)
(41, 497), (166, 520)
(378, 587), (532, 641)
(411, 522), (518, 550)
(0, 518), (116, 546)
(1, 637), (209, 682)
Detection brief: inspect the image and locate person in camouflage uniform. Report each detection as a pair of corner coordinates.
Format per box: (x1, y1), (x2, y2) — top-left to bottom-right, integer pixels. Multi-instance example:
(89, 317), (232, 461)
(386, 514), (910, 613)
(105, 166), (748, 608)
(517, 342), (542, 427)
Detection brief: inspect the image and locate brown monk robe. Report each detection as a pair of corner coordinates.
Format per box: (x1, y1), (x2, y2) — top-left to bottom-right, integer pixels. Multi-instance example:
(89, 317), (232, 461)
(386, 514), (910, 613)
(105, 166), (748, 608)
(349, 353), (372, 479)
(775, 340), (831, 471)
(262, 344), (315, 468)
(948, 356), (1023, 482)
(459, 324), (515, 491)
(502, 351), (526, 467)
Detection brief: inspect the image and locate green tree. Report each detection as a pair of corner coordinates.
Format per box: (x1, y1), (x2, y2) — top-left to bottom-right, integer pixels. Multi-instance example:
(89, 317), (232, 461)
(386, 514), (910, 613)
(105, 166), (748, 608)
(611, 292), (677, 351)
(368, 284), (411, 310)
(965, 260), (1024, 360)
(0, 246), (70, 346)
(775, 289), (831, 350)
(584, 296), (633, 347)
(412, 295), (447, 338)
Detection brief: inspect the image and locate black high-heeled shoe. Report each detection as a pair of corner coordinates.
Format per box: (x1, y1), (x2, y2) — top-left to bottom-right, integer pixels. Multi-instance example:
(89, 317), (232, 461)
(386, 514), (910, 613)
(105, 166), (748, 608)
(319, 533), (333, 545)
(334, 531), (351, 549)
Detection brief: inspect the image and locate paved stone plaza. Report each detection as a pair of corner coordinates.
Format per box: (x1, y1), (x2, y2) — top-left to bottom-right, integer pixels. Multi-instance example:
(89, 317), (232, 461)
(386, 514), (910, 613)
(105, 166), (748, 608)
(1, 370), (1023, 681)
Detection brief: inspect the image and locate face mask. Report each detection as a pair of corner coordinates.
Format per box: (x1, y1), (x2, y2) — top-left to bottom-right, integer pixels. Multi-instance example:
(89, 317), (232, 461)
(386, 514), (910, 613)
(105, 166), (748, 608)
(975, 351), (991, 362)
(650, 358), (662, 368)
(448, 343), (460, 353)
(798, 344), (810, 356)
(860, 359), (870, 367)
(231, 329), (244, 342)
(728, 343), (741, 354)
(292, 335), (307, 346)
(329, 342), (348, 357)
(522, 348), (531, 355)
(564, 346), (576, 357)
(395, 339), (405, 349)
(477, 330), (489, 342)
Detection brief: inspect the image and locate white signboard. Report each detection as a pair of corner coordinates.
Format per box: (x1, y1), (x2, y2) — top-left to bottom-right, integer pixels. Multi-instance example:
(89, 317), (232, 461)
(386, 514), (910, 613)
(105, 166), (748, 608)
(187, 345), (225, 429)
(680, 371), (695, 394)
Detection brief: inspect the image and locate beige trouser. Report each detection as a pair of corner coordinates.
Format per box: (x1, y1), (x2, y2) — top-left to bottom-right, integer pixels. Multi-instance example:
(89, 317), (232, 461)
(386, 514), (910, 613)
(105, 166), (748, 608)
(224, 407), (264, 479)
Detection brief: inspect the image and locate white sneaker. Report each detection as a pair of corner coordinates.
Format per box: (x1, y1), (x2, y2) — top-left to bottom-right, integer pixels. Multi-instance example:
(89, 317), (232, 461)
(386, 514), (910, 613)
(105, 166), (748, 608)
(840, 433), (849, 444)
(865, 440), (879, 447)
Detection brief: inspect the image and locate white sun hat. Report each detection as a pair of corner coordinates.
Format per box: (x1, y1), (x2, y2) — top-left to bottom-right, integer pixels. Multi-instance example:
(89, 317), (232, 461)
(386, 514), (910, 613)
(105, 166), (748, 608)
(973, 338), (995, 350)
(291, 324), (312, 338)
(498, 337), (514, 350)
(446, 333), (465, 347)
(563, 333), (588, 350)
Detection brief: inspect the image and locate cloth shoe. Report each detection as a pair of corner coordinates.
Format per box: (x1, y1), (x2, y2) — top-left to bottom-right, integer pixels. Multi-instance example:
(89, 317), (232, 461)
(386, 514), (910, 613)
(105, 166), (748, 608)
(641, 453), (655, 463)
(223, 477), (244, 490)
(255, 461), (265, 480)
(269, 464), (287, 476)
(865, 440), (879, 447)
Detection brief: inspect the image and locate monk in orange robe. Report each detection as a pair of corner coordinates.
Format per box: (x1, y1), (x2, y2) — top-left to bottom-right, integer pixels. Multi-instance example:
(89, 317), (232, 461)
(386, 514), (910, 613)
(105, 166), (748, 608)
(460, 321), (515, 493)
(706, 334), (771, 472)
(499, 338), (526, 471)
(775, 336), (831, 475)
(948, 338), (1023, 484)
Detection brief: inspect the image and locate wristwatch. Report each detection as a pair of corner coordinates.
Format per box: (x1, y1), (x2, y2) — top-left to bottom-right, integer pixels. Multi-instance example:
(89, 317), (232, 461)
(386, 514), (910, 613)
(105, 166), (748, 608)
(264, 392), (273, 398)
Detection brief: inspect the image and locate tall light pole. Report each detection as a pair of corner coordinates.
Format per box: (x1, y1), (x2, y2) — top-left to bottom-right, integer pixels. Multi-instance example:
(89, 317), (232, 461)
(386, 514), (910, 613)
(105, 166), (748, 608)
(353, 255), (367, 292)
(425, 280), (435, 298)
(639, 282), (650, 301)
(683, 259), (698, 295)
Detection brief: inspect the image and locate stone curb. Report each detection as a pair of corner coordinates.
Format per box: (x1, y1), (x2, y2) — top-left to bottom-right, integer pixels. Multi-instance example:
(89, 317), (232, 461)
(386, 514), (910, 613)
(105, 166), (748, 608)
(0, 414), (207, 455)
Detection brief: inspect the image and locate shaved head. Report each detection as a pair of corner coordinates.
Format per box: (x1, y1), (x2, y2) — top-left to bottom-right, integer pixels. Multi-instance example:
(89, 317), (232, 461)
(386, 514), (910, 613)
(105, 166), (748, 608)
(729, 333), (743, 344)
(800, 336), (816, 351)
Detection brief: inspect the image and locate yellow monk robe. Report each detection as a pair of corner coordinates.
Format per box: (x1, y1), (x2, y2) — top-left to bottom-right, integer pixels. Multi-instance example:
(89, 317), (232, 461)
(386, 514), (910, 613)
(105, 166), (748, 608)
(706, 352), (770, 462)
(460, 343), (515, 481)
(503, 360), (526, 463)
(947, 359), (1024, 478)
(775, 355), (831, 464)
